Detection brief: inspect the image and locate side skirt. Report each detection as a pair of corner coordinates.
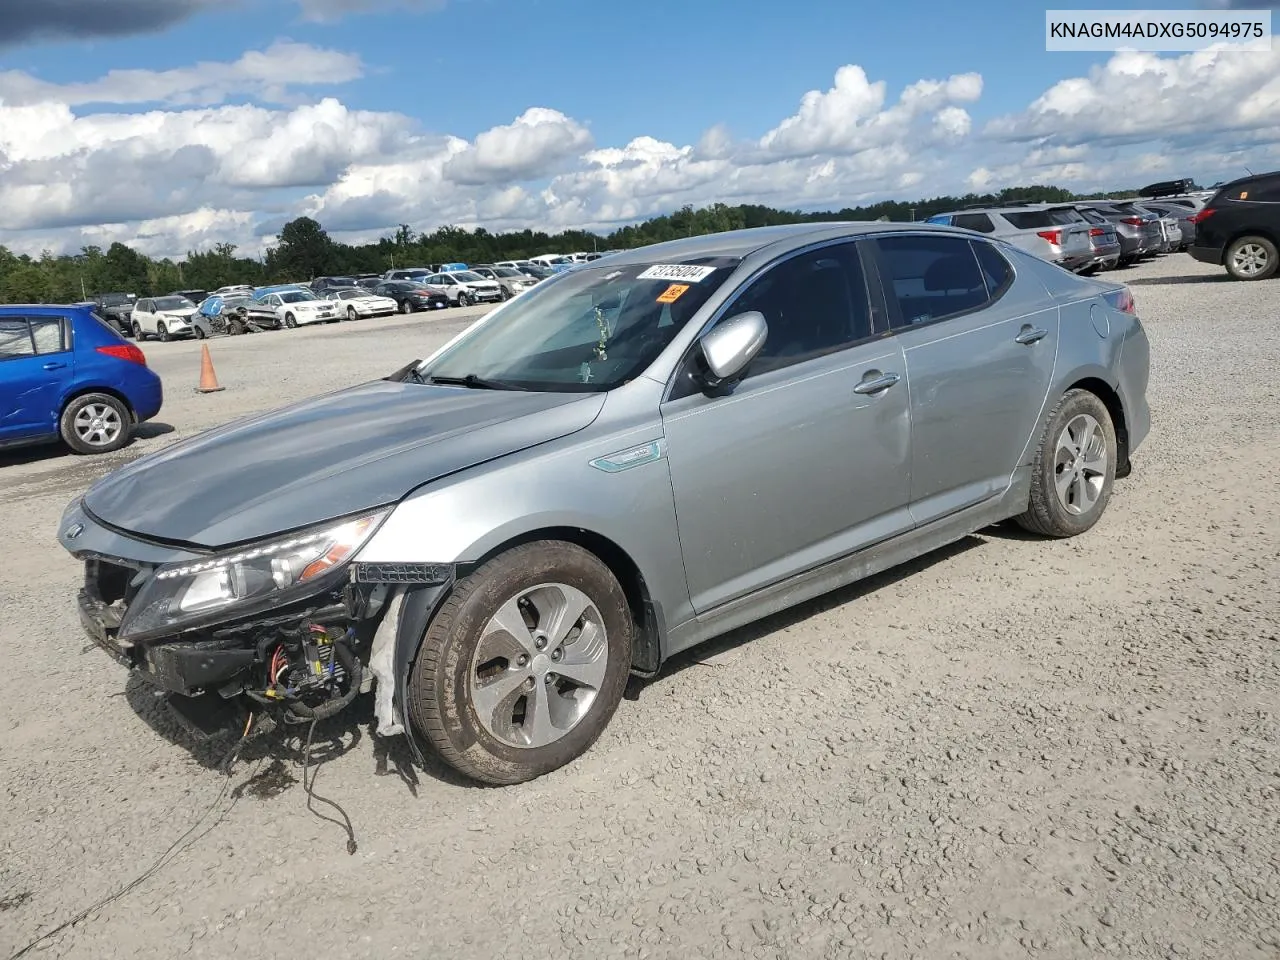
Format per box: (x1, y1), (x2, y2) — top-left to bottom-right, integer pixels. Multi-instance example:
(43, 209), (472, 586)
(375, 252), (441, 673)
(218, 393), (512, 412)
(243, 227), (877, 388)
(663, 479), (1027, 660)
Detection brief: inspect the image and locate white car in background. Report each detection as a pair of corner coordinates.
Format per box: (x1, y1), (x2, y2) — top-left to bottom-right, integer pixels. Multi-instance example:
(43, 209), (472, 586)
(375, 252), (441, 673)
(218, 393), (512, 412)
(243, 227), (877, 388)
(258, 289), (340, 328)
(131, 295), (199, 342)
(424, 270), (503, 306)
(321, 286), (400, 320)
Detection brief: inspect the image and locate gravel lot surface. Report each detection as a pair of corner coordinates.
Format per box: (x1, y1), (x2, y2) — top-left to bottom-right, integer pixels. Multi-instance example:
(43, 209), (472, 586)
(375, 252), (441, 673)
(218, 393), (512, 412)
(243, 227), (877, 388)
(1, 257), (1277, 960)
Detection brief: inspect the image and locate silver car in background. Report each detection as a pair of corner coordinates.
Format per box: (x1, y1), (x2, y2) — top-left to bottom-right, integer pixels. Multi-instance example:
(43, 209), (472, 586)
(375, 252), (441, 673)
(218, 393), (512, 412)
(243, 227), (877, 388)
(59, 222), (1150, 786)
(1076, 201), (1163, 264)
(925, 205), (1094, 272)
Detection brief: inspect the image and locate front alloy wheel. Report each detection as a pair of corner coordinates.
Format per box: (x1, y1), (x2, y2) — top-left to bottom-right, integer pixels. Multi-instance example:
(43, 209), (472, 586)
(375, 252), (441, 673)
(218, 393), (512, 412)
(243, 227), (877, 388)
(408, 541), (633, 785)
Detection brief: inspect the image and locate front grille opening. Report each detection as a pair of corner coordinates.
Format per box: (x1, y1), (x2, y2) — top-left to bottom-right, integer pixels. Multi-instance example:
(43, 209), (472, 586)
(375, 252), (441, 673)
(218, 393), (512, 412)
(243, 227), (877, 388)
(89, 557), (147, 607)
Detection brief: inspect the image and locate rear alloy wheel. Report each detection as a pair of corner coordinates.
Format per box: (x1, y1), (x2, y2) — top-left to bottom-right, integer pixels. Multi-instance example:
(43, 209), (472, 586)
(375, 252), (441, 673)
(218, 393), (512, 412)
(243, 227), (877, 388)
(408, 541), (634, 785)
(284, 312), (297, 329)
(1225, 236), (1278, 281)
(132, 321), (145, 340)
(1016, 389), (1117, 538)
(157, 323), (170, 343)
(60, 393), (131, 455)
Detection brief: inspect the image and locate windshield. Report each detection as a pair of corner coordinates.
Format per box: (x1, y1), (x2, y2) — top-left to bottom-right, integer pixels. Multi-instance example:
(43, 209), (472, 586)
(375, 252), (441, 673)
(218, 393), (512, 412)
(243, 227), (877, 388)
(334, 288), (364, 299)
(453, 271), (485, 282)
(423, 258), (740, 392)
(99, 293), (130, 305)
(493, 267), (524, 278)
(279, 290), (318, 303)
(154, 296), (195, 310)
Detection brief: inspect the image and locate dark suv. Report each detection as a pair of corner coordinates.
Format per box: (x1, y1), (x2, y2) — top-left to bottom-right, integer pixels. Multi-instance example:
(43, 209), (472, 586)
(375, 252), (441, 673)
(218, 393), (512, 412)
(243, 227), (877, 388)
(1188, 170), (1280, 280)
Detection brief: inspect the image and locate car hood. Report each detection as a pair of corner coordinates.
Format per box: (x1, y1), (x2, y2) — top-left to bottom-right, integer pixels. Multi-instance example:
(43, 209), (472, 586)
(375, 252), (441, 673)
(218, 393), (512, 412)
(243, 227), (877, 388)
(82, 380), (605, 548)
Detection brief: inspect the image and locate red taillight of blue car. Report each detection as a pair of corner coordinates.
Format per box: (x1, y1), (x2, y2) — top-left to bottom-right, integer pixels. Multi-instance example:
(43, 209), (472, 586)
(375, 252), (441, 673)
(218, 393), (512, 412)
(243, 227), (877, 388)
(96, 343), (148, 366)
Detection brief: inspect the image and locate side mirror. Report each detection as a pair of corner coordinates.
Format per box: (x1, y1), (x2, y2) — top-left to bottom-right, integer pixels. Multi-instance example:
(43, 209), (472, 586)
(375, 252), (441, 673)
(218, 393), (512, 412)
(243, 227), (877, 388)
(697, 311), (768, 388)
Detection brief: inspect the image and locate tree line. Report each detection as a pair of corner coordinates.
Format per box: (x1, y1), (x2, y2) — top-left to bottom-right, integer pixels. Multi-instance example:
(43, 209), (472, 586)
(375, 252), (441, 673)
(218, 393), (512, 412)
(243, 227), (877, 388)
(0, 183), (1151, 303)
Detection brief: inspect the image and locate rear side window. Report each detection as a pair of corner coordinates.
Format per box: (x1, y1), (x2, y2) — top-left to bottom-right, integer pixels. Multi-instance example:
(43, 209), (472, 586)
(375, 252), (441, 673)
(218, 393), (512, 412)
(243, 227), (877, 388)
(0, 318), (35, 359)
(1047, 208), (1085, 224)
(1246, 178), (1280, 202)
(971, 242), (1014, 299)
(874, 234), (990, 329)
(30, 318), (66, 353)
(952, 213), (995, 233)
(1079, 208), (1108, 224)
(1002, 211), (1054, 229)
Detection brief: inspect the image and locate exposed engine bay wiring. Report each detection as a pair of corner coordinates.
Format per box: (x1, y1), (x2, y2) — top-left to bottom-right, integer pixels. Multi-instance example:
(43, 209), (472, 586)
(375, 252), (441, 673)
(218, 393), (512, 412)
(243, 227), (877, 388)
(7, 621), (368, 959)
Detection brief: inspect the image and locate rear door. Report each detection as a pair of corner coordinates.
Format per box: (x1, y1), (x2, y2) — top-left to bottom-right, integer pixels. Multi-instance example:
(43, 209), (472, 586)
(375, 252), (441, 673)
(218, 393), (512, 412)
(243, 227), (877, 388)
(0, 316), (68, 443)
(867, 234), (1060, 524)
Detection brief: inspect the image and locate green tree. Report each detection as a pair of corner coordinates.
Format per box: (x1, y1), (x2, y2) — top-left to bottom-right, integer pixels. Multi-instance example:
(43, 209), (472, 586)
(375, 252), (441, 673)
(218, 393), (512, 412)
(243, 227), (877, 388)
(269, 217), (334, 280)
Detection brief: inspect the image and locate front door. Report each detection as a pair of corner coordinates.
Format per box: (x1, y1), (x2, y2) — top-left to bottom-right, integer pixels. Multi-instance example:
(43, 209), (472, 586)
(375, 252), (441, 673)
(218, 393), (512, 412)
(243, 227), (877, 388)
(869, 233), (1060, 524)
(661, 240), (914, 615)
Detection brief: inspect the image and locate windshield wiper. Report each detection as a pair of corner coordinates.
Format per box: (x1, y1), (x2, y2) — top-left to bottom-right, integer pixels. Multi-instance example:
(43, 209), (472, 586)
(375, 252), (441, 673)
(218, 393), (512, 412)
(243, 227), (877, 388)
(427, 373), (526, 391)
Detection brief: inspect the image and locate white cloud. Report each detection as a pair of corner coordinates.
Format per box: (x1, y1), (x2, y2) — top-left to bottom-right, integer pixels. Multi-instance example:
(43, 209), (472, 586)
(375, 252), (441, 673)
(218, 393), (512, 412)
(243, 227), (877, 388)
(0, 42), (362, 107)
(759, 65), (982, 158)
(987, 46), (1280, 146)
(442, 108), (593, 185)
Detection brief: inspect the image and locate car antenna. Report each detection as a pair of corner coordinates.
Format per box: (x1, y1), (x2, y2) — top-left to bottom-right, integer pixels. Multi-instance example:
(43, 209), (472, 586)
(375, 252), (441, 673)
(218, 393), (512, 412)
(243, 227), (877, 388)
(1244, 166), (1255, 175)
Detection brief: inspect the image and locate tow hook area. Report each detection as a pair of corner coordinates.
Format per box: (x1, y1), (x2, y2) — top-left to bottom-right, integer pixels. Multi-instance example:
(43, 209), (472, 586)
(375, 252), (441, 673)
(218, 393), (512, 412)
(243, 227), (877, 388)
(245, 623), (363, 724)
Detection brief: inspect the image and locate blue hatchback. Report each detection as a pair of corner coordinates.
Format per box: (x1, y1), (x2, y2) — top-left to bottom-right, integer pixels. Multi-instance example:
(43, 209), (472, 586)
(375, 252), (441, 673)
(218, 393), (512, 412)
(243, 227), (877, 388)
(0, 304), (164, 455)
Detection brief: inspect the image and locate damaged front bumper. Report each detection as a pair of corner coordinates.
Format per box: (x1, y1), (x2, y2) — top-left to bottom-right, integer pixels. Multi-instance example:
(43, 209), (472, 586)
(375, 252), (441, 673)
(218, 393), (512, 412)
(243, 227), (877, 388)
(61, 499), (455, 757)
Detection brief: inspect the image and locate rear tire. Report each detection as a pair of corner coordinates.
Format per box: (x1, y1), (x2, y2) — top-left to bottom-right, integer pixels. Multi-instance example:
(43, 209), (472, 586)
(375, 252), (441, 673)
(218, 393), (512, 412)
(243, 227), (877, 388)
(1015, 389), (1117, 538)
(408, 541), (634, 785)
(132, 321), (146, 341)
(60, 392), (132, 455)
(1224, 235), (1278, 281)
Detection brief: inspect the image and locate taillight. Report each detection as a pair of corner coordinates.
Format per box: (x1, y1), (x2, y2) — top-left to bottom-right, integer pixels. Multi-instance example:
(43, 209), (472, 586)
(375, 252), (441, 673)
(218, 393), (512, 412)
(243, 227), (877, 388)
(1103, 287), (1136, 315)
(1089, 227), (1105, 237)
(1036, 229), (1063, 245)
(1120, 217), (1144, 226)
(96, 343), (147, 366)
(1189, 208), (1216, 224)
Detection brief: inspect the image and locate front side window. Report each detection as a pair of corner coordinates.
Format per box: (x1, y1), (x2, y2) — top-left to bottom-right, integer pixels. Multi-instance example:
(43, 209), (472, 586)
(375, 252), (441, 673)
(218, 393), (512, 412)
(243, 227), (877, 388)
(423, 258), (740, 392)
(0, 318), (35, 359)
(720, 241), (873, 379)
(875, 234), (989, 328)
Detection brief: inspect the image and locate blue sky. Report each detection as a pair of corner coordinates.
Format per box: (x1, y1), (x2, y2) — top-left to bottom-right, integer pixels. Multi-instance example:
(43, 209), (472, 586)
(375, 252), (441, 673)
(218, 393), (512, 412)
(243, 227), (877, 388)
(0, 0), (1276, 257)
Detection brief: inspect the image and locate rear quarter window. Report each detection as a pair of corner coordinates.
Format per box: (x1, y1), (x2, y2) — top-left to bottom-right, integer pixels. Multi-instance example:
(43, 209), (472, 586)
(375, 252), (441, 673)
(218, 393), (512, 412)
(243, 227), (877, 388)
(1002, 211), (1054, 229)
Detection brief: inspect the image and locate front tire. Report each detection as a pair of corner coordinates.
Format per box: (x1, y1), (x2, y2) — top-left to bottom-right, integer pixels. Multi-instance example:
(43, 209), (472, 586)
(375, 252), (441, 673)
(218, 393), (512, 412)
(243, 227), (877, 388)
(284, 312), (297, 329)
(347, 306), (358, 321)
(60, 393), (131, 455)
(400, 300), (413, 314)
(194, 325), (207, 339)
(457, 291), (471, 307)
(1015, 389), (1117, 538)
(157, 323), (170, 343)
(408, 541), (634, 785)
(1225, 236), (1278, 281)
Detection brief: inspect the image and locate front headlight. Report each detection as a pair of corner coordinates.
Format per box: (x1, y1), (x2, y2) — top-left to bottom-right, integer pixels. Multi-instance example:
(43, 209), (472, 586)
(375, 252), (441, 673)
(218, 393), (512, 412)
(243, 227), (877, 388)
(120, 509), (389, 640)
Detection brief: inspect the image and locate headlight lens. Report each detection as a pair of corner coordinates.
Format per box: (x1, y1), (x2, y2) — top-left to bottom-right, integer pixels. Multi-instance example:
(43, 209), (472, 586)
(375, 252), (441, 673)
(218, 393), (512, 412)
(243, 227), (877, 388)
(120, 509), (389, 640)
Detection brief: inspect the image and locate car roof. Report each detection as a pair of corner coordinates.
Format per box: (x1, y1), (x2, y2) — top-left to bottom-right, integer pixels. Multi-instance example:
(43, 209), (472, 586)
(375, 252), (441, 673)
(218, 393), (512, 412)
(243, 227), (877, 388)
(598, 221), (976, 264)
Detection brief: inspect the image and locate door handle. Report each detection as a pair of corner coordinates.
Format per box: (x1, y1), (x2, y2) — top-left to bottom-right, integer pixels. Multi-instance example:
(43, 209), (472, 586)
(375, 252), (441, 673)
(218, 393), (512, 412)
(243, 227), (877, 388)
(42, 361), (67, 370)
(1015, 326), (1048, 345)
(853, 371), (901, 395)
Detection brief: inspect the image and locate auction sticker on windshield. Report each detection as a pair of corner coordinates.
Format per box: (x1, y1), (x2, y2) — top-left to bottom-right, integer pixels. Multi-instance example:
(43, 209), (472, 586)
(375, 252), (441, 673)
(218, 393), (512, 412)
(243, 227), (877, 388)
(637, 264), (717, 283)
(656, 283), (690, 303)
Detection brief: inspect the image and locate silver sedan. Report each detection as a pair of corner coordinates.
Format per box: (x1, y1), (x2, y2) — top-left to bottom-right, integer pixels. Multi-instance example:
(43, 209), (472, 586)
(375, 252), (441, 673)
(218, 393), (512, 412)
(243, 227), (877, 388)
(61, 222), (1150, 785)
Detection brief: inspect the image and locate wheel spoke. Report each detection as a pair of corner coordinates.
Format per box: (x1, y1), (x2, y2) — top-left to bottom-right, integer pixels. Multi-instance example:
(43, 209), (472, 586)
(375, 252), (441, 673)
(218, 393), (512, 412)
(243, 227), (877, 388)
(481, 597), (538, 658)
(1054, 465), (1075, 503)
(554, 634), (608, 691)
(522, 684), (558, 747)
(471, 668), (527, 729)
(540, 585), (593, 648)
(1078, 419), (1097, 459)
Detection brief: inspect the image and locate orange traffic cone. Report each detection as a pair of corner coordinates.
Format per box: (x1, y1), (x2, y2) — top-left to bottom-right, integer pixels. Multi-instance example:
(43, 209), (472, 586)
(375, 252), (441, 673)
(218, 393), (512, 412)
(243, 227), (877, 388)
(196, 343), (224, 393)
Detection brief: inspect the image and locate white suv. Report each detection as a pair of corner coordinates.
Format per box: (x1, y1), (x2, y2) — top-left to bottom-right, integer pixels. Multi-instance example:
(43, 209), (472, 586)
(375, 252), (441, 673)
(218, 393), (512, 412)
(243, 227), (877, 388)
(131, 295), (198, 342)
(425, 271), (503, 306)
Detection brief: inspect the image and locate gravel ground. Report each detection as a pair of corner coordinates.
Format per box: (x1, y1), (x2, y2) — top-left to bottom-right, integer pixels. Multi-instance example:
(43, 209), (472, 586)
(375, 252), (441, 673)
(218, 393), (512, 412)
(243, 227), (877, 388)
(1, 257), (1277, 960)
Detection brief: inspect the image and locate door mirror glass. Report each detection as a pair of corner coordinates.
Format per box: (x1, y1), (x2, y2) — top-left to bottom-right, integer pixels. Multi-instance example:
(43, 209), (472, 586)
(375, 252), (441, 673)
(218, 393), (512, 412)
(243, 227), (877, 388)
(698, 311), (768, 386)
